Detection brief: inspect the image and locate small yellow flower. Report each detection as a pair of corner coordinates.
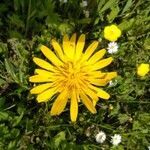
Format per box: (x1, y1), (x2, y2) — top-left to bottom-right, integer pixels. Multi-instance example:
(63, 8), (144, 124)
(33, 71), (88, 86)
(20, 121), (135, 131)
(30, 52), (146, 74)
(109, 104), (114, 110)
(104, 25), (121, 41)
(29, 34), (117, 122)
(137, 63), (149, 77)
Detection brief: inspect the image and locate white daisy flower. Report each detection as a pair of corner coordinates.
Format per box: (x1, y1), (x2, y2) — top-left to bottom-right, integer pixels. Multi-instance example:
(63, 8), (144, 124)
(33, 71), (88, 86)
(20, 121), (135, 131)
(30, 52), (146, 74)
(107, 42), (119, 54)
(83, 10), (89, 18)
(111, 134), (121, 146)
(80, 0), (88, 7)
(95, 131), (106, 143)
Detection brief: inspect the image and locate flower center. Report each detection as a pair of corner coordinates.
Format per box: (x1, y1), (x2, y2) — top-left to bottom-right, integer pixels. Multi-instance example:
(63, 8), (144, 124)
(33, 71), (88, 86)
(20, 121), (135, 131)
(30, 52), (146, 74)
(57, 61), (85, 90)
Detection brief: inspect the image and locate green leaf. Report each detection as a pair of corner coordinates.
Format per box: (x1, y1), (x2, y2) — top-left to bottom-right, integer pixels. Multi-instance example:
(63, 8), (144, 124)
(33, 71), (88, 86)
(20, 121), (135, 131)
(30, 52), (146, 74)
(58, 23), (74, 34)
(8, 14), (25, 29)
(8, 141), (17, 150)
(77, 18), (92, 24)
(133, 121), (141, 130)
(4, 58), (19, 83)
(144, 38), (150, 50)
(0, 97), (5, 109)
(54, 131), (66, 148)
(118, 114), (129, 124)
(8, 30), (23, 39)
(0, 42), (7, 54)
(99, 0), (118, 13)
(0, 111), (9, 121)
(122, 0), (133, 14)
(97, 0), (106, 11)
(119, 18), (135, 31)
(110, 103), (120, 116)
(0, 78), (6, 86)
(107, 6), (120, 23)
(12, 112), (24, 127)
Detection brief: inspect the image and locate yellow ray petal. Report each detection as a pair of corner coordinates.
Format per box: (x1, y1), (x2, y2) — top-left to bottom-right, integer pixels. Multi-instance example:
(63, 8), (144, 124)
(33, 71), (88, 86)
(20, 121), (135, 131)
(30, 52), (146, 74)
(35, 69), (53, 77)
(88, 57), (113, 71)
(105, 72), (117, 80)
(82, 41), (99, 61)
(92, 98), (99, 107)
(88, 49), (106, 64)
(88, 71), (106, 78)
(89, 78), (108, 86)
(80, 92), (96, 114)
(63, 34), (72, 59)
(37, 87), (57, 102)
(89, 72), (117, 86)
(70, 89), (78, 122)
(69, 33), (76, 58)
(75, 34), (85, 61)
(29, 75), (52, 83)
(81, 86), (99, 107)
(50, 90), (68, 116)
(33, 57), (55, 71)
(62, 34), (76, 60)
(51, 39), (64, 61)
(88, 84), (110, 100)
(40, 45), (63, 66)
(30, 83), (52, 94)
(97, 89), (110, 99)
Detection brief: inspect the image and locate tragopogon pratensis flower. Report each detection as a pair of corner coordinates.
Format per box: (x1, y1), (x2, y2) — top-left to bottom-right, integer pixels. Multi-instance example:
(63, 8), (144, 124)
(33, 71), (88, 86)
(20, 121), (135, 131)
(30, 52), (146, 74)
(29, 34), (117, 122)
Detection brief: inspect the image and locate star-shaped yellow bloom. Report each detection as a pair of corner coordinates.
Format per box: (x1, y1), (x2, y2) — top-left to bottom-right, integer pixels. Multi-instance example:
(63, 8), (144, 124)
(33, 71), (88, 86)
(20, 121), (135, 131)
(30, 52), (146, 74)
(29, 34), (117, 122)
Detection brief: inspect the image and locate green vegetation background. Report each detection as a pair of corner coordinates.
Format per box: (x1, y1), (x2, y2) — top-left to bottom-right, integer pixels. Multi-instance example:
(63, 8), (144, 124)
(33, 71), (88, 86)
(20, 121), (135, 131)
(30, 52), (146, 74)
(0, 0), (150, 149)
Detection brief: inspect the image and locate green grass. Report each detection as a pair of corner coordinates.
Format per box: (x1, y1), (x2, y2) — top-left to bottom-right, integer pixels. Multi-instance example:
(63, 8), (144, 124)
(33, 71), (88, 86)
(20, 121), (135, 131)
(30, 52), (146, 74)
(0, 0), (150, 149)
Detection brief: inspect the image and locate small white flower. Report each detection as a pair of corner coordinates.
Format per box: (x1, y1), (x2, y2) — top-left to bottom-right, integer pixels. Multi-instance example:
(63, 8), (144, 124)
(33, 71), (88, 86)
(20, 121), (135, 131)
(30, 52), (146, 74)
(148, 146), (150, 150)
(83, 10), (89, 18)
(95, 131), (106, 143)
(107, 42), (118, 54)
(109, 80), (117, 87)
(80, 0), (88, 7)
(111, 134), (121, 146)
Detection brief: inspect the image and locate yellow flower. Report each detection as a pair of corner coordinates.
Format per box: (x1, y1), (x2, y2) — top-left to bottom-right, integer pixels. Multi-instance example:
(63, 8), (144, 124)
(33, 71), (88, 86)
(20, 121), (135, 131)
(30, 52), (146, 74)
(29, 34), (117, 122)
(104, 25), (121, 41)
(137, 63), (149, 77)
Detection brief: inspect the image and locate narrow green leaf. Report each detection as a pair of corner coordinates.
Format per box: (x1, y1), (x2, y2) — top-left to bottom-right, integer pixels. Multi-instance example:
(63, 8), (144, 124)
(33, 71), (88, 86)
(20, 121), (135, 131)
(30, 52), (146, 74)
(100, 0), (117, 13)
(118, 114), (129, 124)
(54, 131), (66, 148)
(118, 18), (135, 31)
(97, 0), (106, 11)
(0, 111), (9, 121)
(4, 58), (18, 83)
(12, 112), (24, 127)
(0, 78), (6, 86)
(122, 0), (133, 14)
(107, 6), (120, 23)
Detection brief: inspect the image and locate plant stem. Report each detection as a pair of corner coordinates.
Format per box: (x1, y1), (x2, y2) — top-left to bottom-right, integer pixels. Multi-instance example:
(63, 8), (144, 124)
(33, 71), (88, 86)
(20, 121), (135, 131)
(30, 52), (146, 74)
(25, 0), (31, 37)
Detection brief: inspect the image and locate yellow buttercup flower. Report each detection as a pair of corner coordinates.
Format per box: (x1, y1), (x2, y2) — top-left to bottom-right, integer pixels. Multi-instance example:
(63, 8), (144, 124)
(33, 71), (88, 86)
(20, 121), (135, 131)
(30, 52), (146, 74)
(104, 25), (121, 41)
(29, 34), (117, 122)
(137, 63), (149, 77)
